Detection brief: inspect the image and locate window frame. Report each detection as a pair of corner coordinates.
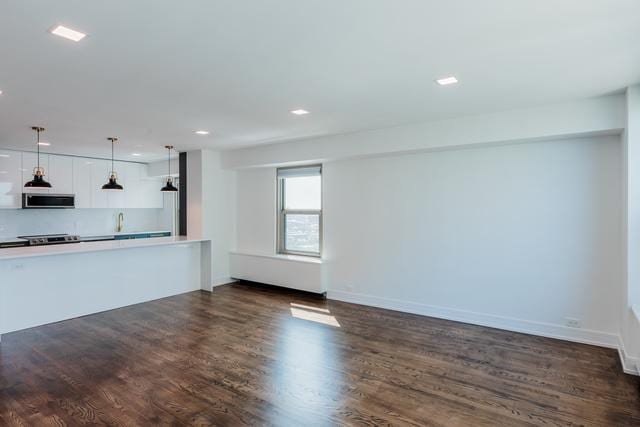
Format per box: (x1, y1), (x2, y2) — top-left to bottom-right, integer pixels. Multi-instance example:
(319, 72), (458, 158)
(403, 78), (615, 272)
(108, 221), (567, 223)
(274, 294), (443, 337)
(276, 165), (323, 257)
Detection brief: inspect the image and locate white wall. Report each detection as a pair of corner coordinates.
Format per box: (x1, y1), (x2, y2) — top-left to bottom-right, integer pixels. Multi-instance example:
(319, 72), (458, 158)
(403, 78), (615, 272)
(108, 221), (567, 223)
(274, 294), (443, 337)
(324, 136), (622, 333)
(0, 207), (171, 237)
(622, 84), (640, 371)
(223, 94), (624, 169)
(235, 135), (623, 345)
(187, 150), (236, 287)
(236, 168), (275, 255)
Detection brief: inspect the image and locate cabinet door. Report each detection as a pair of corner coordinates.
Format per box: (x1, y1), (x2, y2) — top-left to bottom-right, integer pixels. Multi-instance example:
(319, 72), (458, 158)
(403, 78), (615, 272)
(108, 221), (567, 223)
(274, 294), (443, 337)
(124, 162), (143, 208)
(107, 160), (126, 209)
(0, 150), (22, 208)
(22, 152), (50, 193)
(141, 165), (164, 208)
(49, 155), (74, 194)
(72, 158), (93, 208)
(90, 159), (110, 208)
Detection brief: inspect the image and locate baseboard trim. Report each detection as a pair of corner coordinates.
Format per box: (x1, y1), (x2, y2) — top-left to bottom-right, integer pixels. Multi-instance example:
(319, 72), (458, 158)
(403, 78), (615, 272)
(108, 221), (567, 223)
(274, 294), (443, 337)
(212, 276), (237, 288)
(618, 336), (640, 375)
(327, 290), (635, 374)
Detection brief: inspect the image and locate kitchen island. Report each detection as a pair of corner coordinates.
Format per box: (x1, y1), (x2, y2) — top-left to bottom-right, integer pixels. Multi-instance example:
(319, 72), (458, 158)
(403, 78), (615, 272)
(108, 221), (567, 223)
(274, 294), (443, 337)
(0, 236), (212, 341)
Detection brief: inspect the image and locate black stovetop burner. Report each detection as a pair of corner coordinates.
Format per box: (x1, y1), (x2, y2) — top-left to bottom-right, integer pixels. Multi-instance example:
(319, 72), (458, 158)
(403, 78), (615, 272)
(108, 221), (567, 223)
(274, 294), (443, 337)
(17, 234), (81, 246)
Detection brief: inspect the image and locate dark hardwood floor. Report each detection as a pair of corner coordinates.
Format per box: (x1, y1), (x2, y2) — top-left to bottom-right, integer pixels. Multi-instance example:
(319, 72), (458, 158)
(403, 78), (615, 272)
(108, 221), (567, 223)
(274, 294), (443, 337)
(1, 282), (639, 426)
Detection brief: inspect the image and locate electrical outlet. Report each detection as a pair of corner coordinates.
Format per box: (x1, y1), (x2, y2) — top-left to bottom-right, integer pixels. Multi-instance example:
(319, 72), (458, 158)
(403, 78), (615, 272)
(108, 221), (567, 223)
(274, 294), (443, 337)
(11, 263), (24, 271)
(565, 317), (581, 328)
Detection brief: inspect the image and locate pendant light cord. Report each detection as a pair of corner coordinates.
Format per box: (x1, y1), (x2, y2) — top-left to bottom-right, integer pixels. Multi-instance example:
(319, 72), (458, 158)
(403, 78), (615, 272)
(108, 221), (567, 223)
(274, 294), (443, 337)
(111, 139), (114, 173)
(168, 147), (171, 177)
(36, 128), (40, 169)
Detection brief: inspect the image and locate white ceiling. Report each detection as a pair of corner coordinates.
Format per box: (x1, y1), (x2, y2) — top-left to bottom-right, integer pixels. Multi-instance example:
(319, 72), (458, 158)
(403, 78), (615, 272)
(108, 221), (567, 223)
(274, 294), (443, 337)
(0, 0), (638, 161)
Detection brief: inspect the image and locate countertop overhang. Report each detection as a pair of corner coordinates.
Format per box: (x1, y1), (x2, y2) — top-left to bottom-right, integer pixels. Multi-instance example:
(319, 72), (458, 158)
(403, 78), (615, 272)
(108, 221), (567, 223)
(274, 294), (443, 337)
(0, 236), (208, 261)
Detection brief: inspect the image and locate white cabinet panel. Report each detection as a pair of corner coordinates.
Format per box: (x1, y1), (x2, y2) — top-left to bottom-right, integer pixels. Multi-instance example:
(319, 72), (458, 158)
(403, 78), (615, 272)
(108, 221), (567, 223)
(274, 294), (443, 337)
(21, 152), (50, 193)
(124, 162), (143, 208)
(49, 155), (74, 194)
(107, 161), (126, 209)
(72, 158), (93, 208)
(90, 159), (110, 208)
(10, 150), (164, 209)
(141, 171), (164, 208)
(0, 150), (22, 208)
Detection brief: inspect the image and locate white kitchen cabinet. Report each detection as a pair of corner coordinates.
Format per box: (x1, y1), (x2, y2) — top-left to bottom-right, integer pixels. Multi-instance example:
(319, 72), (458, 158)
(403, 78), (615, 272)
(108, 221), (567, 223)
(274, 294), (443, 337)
(49, 155), (74, 194)
(90, 159), (110, 208)
(21, 152), (50, 193)
(140, 164), (164, 209)
(107, 160), (126, 209)
(72, 158), (93, 208)
(123, 162), (143, 208)
(7, 150), (166, 209)
(0, 150), (23, 208)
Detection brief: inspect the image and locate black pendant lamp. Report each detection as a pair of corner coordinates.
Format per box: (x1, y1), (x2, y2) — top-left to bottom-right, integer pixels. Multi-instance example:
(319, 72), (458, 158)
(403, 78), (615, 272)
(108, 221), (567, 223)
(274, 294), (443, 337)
(102, 137), (124, 191)
(24, 126), (52, 188)
(161, 145), (178, 192)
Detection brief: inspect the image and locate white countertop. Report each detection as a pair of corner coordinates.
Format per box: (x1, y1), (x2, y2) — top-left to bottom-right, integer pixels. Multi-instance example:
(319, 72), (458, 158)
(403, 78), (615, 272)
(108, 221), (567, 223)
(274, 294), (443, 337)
(86, 230), (171, 237)
(0, 236), (208, 261)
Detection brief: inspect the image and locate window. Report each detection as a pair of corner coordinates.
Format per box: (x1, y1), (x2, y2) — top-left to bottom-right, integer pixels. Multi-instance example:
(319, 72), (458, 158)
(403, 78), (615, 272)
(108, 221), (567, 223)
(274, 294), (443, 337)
(277, 165), (322, 256)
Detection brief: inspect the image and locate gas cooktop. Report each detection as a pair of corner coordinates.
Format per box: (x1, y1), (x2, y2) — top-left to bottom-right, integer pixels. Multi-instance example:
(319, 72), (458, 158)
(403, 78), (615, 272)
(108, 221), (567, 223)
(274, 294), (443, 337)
(17, 234), (81, 246)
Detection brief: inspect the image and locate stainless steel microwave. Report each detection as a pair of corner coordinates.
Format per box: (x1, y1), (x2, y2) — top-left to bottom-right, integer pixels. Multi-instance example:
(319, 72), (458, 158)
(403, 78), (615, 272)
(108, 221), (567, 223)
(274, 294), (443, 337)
(22, 193), (75, 209)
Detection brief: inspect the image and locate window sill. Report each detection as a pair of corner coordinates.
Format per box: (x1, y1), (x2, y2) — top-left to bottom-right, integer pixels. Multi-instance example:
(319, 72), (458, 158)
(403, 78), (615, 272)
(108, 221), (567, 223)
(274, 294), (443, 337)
(230, 251), (323, 264)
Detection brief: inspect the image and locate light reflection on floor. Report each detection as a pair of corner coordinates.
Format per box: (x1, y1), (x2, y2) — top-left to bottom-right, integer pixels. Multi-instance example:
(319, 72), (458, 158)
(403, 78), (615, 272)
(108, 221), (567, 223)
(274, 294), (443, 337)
(289, 303), (341, 327)
(266, 301), (343, 424)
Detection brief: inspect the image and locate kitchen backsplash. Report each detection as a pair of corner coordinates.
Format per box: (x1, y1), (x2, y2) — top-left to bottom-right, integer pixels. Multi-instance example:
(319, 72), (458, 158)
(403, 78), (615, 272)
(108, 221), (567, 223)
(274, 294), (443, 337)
(0, 207), (173, 237)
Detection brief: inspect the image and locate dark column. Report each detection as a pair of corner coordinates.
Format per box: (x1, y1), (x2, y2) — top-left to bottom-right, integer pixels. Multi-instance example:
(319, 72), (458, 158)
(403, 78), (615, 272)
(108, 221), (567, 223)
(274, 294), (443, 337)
(179, 152), (187, 236)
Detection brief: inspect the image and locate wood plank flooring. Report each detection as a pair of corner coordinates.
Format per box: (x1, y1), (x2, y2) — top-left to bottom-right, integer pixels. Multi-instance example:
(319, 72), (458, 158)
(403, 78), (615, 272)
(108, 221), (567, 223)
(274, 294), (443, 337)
(1, 281), (639, 426)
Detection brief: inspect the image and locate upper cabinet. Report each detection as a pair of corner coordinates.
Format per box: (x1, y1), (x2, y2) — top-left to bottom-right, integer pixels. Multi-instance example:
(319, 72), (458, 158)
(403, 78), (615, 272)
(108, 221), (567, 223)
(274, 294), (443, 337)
(21, 152), (50, 193)
(0, 150), (22, 208)
(90, 159), (110, 208)
(140, 165), (164, 209)
(72, 158), (92, 208)
(49, 155), (74, 194)
(75, 157), (162, 209)
(0, 150), (165, 209)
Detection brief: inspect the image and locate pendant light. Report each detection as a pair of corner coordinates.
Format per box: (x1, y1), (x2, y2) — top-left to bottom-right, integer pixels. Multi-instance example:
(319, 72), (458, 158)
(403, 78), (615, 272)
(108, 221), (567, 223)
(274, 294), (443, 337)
(24, 126), (52, 188)
(161, 145), (178, 192)
(102, 137), (124, 191)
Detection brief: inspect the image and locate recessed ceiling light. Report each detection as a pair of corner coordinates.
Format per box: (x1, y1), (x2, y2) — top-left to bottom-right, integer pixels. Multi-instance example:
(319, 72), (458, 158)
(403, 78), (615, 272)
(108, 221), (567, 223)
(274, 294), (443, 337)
(436, 76), (458, 86)
(50, 25), (87, 42)
(0, 90), (3, 95)
(85, 161), (94, 165)
(131, 153), (142, 157)
(194, 130), (210, 135)
(0, 154), (9, 158)
(291, 109), (310, 115)
(37, 142), (50, 146)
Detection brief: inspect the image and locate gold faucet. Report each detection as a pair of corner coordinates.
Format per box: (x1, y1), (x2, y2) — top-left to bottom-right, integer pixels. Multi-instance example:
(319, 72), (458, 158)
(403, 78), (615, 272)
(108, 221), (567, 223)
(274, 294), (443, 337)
(117, 212), (124, 233)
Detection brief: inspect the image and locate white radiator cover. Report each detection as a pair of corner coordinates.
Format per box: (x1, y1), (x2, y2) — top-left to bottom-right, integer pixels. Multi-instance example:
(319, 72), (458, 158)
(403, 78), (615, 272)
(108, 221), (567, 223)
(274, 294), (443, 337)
(229, 252), (324, 294)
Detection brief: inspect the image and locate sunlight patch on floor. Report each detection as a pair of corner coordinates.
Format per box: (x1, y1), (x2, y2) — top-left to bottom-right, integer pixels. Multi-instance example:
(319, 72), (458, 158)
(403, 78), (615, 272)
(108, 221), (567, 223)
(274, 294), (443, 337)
(290, 302), (331, 314)
(290, 303), (341, 327)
